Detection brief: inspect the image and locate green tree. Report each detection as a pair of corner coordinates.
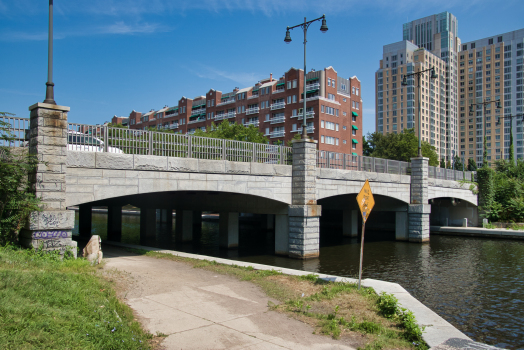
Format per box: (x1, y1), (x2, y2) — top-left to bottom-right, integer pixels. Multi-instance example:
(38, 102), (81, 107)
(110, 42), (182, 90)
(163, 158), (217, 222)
(440, 158), (445, 168)
(362, 135), (372, 156)
(0, 113), (41, 245)
(446, 160), (452, 169)
(194, 121), (268, 143)
(367, 129), (438, 165)
(467, 158), (477, 171)
(287, 133), (302, 147)
(453, 156), (463, 170)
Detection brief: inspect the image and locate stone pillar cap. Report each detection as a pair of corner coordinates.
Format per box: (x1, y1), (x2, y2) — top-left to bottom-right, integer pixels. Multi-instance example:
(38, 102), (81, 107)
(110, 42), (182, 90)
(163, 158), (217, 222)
(29, 102), (70, 112)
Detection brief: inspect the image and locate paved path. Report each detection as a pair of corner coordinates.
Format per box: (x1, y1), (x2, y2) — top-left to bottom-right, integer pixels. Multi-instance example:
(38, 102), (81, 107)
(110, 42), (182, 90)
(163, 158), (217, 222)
(103, 246), (356, 350)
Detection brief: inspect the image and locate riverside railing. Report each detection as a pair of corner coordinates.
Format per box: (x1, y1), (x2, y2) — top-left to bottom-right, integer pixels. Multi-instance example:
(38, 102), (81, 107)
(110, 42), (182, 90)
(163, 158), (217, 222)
(0, 116), (29, 147)
(67, 123), (293, 164)
(317, 151), (411, 175)
(428, 165), (474, 181)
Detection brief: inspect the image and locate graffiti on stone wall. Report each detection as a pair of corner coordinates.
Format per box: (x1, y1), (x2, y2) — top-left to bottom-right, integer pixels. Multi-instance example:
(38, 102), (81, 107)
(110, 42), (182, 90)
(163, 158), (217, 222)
(32, 231), (69, 239)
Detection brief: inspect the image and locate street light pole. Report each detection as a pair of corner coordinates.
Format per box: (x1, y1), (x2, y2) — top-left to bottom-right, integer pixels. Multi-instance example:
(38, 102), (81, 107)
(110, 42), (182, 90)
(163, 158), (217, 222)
(43, 0), (56, 105)
(469, 99), (501, 167)
(402, 66), (437, 157)
(285, 15), (328, 139)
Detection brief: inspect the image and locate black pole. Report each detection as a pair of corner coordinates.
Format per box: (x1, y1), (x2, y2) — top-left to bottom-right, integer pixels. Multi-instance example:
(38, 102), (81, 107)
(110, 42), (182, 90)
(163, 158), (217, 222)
(44, 0), (56, 105)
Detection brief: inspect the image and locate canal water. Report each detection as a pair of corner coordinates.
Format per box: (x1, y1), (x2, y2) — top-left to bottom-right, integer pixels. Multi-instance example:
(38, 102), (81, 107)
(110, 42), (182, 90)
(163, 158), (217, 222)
(74, 212), (524, 349)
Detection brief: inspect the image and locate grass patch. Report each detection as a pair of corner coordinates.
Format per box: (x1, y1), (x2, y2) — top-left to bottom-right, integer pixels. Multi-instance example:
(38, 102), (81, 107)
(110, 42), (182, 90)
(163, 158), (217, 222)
(0, 245), (152, 349)
(126, 248), (428, 350)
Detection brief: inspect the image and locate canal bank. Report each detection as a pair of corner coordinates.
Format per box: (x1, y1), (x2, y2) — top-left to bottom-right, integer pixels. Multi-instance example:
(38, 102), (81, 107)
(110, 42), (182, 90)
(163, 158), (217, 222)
(73, 212), (524, 348)
(431, 226), (524, 240)
(98, 240), (470, 348)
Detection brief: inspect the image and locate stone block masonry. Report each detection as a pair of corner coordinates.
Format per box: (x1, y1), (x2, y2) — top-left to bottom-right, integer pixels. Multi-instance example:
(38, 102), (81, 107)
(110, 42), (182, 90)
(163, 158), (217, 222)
(408, 157), (430, 243)
(19, 103), (77, 257)
(289, 139), (321, 259)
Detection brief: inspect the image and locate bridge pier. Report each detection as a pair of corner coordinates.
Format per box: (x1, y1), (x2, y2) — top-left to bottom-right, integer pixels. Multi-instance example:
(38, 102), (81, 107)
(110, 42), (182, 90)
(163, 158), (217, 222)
(220, 212), (239, 249)
(19, 103), (77, 256)
(395, 211), (409, 241)
(192, 211), (202, 237)
(175, 210), (193, 242)
(140, 208), (156, 245)
(288, 139), (321, 259)
(107, 206), (122, 242)
(409, 157), (430, 242)
(275, 214), (289, 256)
(79, 204), (92, 238)
(342, 208), (358, 237)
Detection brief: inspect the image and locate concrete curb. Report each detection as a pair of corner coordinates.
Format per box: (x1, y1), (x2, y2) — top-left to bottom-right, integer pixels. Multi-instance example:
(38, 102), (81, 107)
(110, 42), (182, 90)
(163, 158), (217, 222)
(99, 240), (471, 348)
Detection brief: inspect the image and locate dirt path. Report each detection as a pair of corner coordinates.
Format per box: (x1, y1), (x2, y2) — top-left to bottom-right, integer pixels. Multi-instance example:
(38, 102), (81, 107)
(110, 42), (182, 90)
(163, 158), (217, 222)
(102, 246), (356, 350)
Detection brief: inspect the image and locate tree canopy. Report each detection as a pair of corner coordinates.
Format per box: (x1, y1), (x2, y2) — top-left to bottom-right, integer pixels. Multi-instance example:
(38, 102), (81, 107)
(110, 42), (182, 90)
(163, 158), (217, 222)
(194, 121), (268, 144)
(364, 129), (439, 166)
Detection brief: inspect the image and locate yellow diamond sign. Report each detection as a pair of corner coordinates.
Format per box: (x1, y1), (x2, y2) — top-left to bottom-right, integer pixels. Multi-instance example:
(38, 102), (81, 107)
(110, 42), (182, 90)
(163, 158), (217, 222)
(356, 180), (374, 223)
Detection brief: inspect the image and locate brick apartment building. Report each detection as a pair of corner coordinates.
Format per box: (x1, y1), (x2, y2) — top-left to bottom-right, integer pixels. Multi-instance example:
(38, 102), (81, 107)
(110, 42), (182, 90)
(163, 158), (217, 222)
(119, 66), (363, 155)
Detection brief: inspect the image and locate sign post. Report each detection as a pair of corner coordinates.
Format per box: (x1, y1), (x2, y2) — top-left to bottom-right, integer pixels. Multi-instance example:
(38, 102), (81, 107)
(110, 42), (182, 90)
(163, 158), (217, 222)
(356, 179), (374, 290)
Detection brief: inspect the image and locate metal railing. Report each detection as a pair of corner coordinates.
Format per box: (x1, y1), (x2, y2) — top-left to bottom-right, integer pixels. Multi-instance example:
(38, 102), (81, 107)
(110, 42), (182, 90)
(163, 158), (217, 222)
(64, 123), (292, 164)
(218, 99), (235, 105)
(215, 111), (236, 121)
(243, 121), (260, 127)
(0, 116), (29, 147)
(292, 111), (315, 120)
(270, 102), (286, 110)
(246, 107), (259, 115)
(428, 166), (474, 181)
(270, 130), (285, 138)
(305, 82), (320, 90)
(317, 151), (412, 175)
(295, 126), (315, 134)
(270, 116), (285, 124)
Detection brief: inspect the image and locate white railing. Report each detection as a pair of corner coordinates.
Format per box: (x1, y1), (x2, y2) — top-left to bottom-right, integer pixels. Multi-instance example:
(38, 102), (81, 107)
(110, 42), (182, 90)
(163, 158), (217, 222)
(270, 130), (285, 138)
(306, 96), (320, 102)
(273, 89), (285, 94)
(166, 112), (179, 117)
(188, 118), (206, 124)
(270, 102), (286, 110)
(214, 111), (236, 121)
(246, 107), (259, 115)
(305, 83), (320, 90)
(270, 116), (285, 124)
(291, 111), (315, 120)
(293, 126), (315, 134)
(170, 123), (179, 129)
(191, 108), (205, 116)
(243, 121), (260, 127)
(218, 99), (236, 105)
(248, 94), (259, 99)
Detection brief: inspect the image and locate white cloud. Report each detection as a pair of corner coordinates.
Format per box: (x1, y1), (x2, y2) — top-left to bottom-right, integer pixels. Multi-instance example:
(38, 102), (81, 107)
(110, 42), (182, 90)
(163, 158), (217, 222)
(0, 21), (169, 41)
(186, 64), (264, 86)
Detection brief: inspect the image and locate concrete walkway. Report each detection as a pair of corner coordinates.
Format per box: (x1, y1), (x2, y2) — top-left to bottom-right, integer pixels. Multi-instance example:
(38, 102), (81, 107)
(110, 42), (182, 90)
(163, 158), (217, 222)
(431, 226), (524, 239)
(103, 246), (357, 350)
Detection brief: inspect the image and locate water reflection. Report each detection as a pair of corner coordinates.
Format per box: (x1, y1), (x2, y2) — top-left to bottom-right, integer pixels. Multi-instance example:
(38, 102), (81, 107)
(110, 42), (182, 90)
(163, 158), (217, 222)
(73, 212), (524, 349)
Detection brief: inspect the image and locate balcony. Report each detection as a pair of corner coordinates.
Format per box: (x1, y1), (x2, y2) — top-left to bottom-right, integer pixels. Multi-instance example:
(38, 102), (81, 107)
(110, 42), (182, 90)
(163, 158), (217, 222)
(305, 95), (320, 102)
(169, 123), (179, 129)
(188, 117), (206, 124)
(246, 107), (259, 115)
(291, 110), (315, 120)
(191, 108), (205, 116)
(243, 120), (260, 127)
(272, 89), (285, 94)
(214, 111), (236, 121)
(270, 116), (285, 124)
(248, 94), (259, 100)
(270, 102), (286, 110)
(218, 98), (236, 105)
(270, 130), (285, 138)
(292, 126), (315, 134)
(305, 82), (320, 90)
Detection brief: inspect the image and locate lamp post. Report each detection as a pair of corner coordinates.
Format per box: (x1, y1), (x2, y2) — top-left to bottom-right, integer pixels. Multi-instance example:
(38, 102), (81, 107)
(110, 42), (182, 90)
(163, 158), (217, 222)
(401, 66), (437, 157)
(43, 0), (56, 105)
(469, 99), (501, 167)
(284, 15), (328, 139)
(496, 113), (524, 164)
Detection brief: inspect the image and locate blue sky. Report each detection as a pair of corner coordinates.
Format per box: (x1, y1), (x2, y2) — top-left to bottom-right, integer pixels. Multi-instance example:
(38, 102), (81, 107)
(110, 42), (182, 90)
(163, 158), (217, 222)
(1, 0), (523, 135)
